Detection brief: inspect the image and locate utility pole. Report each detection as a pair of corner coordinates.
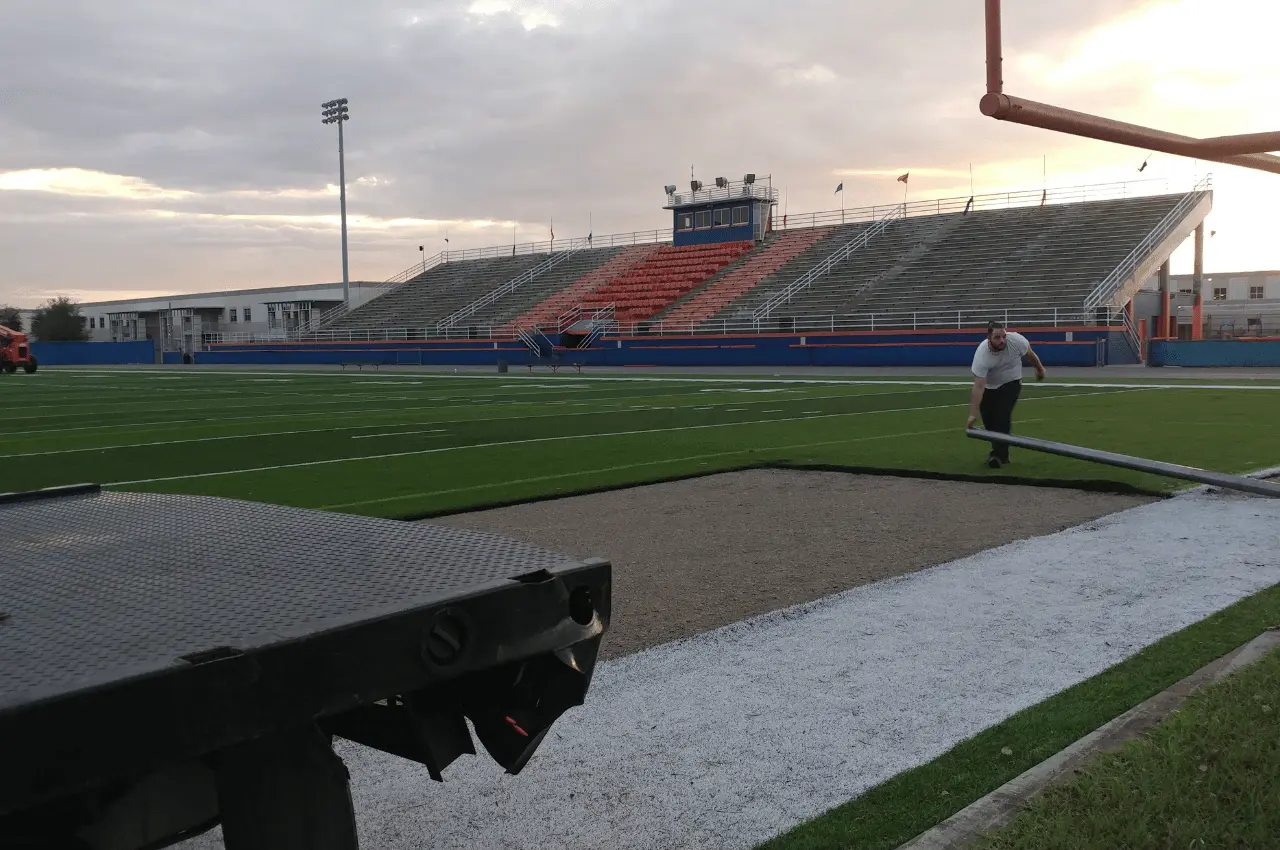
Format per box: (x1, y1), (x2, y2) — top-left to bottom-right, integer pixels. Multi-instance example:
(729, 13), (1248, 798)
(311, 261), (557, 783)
(321, 98), (351, 305)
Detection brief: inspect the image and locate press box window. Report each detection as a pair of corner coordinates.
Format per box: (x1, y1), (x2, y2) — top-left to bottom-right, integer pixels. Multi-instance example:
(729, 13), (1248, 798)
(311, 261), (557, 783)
(243, 307), (252, 322)
(230, 309), (238, 323)
(677, 213), (694, 231)
(712, 208), (730, 227)
(694, 210), (712, 229)
(1250, 286), (1265, 300)
(1212, 287), (1227, 300)
(731, 206), (749, 226)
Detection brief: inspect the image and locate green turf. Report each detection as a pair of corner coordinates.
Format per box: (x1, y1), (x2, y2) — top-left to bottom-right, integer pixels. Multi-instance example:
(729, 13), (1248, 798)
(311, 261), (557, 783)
(3, 368), (1279, 517)
(975, 645), (1280, 850)
(756, 587), (1280, 850)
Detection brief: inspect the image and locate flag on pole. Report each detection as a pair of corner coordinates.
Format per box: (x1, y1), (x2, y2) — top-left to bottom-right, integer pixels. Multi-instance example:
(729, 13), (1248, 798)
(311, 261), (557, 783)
(963, 197), (974, 216)
(835, 182), (843, 194)
(1040, 189), (1047, 206)
(897, 173), (909, 184)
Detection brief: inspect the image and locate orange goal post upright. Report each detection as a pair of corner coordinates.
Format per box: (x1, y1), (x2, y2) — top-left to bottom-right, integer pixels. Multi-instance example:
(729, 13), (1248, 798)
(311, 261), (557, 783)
(978, 0), (1280, 339)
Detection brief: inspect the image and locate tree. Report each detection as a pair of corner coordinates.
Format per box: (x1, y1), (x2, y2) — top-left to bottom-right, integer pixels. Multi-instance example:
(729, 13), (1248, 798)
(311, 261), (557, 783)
(0, 306), (22, 333)
(31, 297), (89, 342)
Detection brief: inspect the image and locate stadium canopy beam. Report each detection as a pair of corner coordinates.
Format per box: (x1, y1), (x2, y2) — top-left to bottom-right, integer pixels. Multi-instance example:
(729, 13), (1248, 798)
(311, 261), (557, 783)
(966, 428), (1280, 498)
(981, 0), (1280, 176)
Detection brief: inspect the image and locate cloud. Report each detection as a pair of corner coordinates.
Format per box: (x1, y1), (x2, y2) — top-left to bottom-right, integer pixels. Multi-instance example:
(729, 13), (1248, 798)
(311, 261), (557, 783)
(0, 0), (1274, 304)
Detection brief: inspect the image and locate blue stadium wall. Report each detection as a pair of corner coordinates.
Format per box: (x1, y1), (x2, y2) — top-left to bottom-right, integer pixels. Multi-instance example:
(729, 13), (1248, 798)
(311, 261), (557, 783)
(1149, 339), (1280, 367)
(30, 340), (155, 365)
(199, 328), (1123, 368)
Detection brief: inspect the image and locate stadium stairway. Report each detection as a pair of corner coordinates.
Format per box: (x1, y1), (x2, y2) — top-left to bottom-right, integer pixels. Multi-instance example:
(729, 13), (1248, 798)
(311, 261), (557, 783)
(652, 228), (834, 330)
(500, 244), (664, 333)
(440, 246), (629, 332)
(704, 220), (888, 323)
(327, 255), (546, 331)
(580, 242), (755, 324)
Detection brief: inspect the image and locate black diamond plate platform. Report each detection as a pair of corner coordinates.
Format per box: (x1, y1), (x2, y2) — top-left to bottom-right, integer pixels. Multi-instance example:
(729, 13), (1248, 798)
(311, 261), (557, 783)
(0, 489), (574, 710)
(0, 486), (611, 846)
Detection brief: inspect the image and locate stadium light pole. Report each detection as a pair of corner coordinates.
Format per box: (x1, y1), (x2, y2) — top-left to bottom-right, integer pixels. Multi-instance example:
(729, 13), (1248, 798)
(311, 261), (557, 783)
(321, 98), (351, 306)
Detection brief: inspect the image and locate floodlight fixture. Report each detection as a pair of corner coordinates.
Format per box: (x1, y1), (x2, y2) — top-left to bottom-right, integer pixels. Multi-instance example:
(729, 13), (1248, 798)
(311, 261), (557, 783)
(690, 180), (703, 192)
(715, 177), (728, 188)
(664, 184), (677, 195)
(743, 173), (756, 184)
(320, 98), (352, 304)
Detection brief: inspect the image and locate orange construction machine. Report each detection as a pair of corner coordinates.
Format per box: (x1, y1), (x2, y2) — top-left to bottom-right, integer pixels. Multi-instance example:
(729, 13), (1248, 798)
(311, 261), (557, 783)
(0, 325), (38, 374)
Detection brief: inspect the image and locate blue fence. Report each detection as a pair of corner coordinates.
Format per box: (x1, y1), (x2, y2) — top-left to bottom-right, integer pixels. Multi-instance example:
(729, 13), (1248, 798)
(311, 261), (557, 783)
(1149, 339), (1280, 367)
(201, 329), (1119, 369)
(30, 340), (156, 366)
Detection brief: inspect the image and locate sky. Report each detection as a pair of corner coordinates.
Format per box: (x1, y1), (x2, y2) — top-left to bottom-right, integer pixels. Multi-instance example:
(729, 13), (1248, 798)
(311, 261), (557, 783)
(1, 0), (1278, 307)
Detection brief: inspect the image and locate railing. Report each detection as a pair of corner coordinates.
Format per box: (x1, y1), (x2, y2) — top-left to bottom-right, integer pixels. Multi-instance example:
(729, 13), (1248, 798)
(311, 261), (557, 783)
(1122, 307), (1144, 361)
(378, 228), (673, 286)
(666, 181), (778, 208)
(516, 327), (540, 355)
(435, 248), (580, 332)
(204, 306), (1125, 348)
(753, 206), (905, 322)
(773, 176), (1191, 233)
(1083, 176), (1213, 313)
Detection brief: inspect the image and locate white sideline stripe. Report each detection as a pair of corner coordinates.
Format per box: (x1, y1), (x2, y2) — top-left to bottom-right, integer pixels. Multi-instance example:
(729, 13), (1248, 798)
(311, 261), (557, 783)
(351, 429), (448, 440)
(0, 423), (432, 459)
(48, 367), (1280, 390)
(0, 386), (949, 439)
(183, 481), (1280, 850)
(106, 389), (1131, 488)
(319, 426), (972, 510)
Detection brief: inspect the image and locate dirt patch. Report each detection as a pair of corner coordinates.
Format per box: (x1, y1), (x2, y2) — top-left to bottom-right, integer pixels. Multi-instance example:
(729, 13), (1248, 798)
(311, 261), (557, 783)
(430, 470), (1154, 660)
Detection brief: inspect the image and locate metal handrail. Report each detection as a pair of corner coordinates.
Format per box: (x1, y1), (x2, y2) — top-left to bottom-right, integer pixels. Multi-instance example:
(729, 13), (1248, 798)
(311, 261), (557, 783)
(773, 176), (1188, 232)
(380, 228), (673, 285)
(205, 305), (1125, 347)
(435, 247), (580, 331)
(1083, 176), (1213, 312)
(753, 205), (905, 322)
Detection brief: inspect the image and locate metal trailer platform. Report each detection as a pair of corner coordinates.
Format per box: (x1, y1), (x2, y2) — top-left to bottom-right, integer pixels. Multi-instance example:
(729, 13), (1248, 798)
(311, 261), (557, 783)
(0, 485), (611, 850)
(966, 428), (1280, 497)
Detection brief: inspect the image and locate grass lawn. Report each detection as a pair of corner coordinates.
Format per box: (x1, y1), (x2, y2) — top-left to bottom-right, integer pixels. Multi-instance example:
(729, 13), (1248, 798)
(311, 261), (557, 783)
(976, 642), (1280, 850)
(758, 589), (1280, 850)
(3, 367), (1279, 517)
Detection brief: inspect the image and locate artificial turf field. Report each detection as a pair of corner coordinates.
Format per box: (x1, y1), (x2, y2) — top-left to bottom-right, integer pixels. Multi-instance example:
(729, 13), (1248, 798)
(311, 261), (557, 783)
(4, 366), (1280, 515)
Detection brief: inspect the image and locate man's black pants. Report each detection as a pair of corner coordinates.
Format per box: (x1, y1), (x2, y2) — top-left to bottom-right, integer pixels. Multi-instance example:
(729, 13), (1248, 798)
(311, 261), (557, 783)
(979, 379), (1022, 461)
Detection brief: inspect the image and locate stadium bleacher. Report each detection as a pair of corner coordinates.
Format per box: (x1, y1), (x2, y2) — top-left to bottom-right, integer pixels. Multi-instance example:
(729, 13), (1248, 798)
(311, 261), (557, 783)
(578, 242), (755, 323)
(322, 188), (1203, 338)
(502, 245), (664, 333)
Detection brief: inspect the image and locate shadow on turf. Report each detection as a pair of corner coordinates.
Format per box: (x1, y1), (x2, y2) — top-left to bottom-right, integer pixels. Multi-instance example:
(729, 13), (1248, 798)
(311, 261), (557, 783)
(400, 463), (1163, 522)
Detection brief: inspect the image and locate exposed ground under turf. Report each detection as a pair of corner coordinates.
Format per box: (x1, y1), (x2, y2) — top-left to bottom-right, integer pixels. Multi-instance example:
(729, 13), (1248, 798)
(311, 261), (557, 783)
(435, 469), (1154, 659)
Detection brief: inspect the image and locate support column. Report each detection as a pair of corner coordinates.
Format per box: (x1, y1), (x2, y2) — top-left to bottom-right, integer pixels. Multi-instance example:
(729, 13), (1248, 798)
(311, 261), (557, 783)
(1192, 223), (1205, 339)
(1159, 260), (1172, 338)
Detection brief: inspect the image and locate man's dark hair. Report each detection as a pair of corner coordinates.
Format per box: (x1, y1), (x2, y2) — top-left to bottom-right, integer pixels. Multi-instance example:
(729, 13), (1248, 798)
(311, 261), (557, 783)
(987, 320), (1005, 335)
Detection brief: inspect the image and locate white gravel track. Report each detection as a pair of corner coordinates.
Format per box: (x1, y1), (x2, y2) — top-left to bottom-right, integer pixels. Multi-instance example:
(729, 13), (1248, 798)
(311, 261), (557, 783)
(183, 486), (1280, 850)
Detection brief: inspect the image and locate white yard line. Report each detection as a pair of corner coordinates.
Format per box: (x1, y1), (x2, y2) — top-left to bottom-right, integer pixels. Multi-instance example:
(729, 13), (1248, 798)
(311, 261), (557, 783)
(48, 367), (1280, 391)
(0, 423), (438, 459)
(350, 429), (448, 440)
(319, 426), (966, 510)
(183, 487), (1280, 850)
(107, 390), (1128, 488)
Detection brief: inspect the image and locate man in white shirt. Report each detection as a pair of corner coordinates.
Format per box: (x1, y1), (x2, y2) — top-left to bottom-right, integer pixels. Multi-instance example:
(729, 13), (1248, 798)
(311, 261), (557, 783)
(965, 322), (1046, 468)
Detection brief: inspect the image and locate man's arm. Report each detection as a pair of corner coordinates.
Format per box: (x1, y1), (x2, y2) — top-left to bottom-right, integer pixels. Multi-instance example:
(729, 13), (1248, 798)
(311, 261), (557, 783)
(1024, 345), (1046, 381)
(966, 376), (986, 428)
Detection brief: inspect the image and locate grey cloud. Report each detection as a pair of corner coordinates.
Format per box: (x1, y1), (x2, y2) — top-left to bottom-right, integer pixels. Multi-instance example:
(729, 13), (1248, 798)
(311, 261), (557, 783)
(1, 0), (1158, 301)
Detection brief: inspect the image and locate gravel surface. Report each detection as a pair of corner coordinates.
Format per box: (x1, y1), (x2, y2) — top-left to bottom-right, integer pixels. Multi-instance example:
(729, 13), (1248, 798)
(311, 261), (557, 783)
(434, 470), (1154, 659)
(180, 484), (1280, 850)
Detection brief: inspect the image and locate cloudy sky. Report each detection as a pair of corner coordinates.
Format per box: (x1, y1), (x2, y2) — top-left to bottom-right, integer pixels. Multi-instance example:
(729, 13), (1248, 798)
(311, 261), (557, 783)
(2, 0), (1278, 306)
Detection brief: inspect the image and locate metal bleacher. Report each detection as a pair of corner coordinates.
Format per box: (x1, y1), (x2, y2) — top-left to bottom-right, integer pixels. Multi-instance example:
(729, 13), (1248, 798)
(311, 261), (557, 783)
(327, 255), (548, 332)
